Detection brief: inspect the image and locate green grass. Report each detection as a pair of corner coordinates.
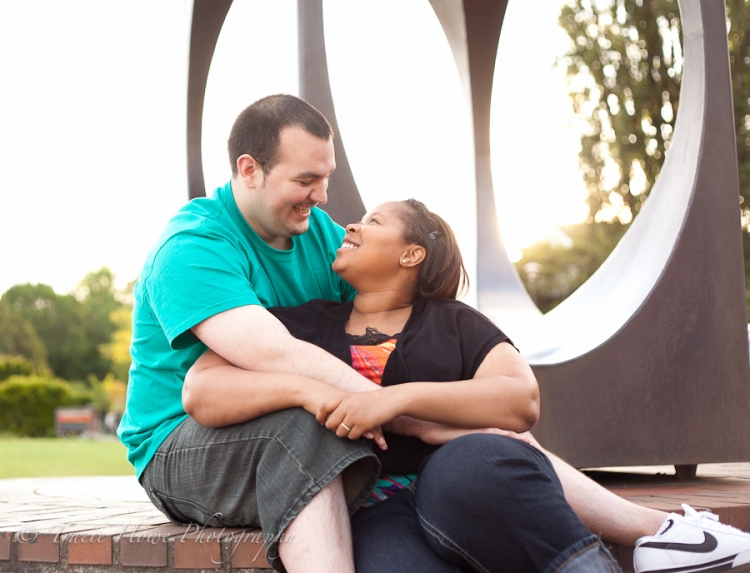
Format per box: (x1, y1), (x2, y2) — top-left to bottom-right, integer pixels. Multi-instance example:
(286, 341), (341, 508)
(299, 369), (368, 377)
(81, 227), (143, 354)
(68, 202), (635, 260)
(0, 436), (133, 478)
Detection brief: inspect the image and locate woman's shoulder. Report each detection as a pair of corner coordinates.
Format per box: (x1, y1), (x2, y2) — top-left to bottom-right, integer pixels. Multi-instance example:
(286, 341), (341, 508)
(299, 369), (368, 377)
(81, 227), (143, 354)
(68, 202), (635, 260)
(423, 298), (497, 324)
(268, 299), (351, 338)
(269, 298), (350, 320)
(420, 298), (510, 341)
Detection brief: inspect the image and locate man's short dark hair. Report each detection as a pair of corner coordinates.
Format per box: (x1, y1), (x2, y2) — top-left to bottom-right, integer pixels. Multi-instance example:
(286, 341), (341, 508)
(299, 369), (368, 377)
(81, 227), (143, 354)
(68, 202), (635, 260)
(228, 94), (333, 176)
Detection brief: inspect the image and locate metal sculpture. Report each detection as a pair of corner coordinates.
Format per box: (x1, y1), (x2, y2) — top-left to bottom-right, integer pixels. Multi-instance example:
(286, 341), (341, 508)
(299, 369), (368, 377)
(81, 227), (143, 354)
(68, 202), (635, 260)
(186, 0), (750, 470)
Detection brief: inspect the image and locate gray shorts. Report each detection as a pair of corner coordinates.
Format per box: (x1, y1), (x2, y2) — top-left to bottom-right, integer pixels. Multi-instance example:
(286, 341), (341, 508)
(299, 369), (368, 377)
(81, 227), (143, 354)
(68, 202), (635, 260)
(140, 408), (380, 570)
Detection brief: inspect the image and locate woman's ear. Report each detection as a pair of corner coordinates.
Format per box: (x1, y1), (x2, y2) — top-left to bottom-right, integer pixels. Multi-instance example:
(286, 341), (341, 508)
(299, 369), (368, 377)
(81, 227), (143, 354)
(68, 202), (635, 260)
(400, 245), (426, 267)
(236, 154), (263, 189)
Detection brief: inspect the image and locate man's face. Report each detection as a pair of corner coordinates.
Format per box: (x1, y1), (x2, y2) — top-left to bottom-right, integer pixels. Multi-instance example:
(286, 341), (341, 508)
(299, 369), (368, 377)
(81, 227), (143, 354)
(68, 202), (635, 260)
(247, 127), (335, 250)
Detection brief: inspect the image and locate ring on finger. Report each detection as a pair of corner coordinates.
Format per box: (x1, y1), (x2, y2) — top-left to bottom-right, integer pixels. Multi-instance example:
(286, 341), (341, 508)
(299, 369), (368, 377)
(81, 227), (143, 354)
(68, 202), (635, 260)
(340, 422), (352, 432)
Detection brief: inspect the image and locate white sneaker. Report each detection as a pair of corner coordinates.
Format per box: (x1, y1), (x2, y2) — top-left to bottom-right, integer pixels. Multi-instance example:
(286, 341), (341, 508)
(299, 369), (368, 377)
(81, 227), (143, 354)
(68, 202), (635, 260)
(634, 504), (750, 572)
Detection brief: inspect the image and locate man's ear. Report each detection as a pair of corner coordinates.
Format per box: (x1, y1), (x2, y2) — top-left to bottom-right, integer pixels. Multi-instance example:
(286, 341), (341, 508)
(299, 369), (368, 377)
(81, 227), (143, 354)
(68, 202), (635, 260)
(236, 154), (263, 189)
(401, 245), (426, 267)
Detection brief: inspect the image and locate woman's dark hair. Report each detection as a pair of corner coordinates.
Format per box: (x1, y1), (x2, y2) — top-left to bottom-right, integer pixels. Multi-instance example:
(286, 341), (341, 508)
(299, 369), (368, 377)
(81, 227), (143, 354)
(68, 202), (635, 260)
(398, 199), (468, 300)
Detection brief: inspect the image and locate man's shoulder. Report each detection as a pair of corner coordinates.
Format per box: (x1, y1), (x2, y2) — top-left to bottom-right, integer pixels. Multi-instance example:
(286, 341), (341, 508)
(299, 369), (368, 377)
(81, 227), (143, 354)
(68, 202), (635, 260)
(139, 188), (242, 284)
(165, 194), (230, 236)
(153, 188), (242, 254)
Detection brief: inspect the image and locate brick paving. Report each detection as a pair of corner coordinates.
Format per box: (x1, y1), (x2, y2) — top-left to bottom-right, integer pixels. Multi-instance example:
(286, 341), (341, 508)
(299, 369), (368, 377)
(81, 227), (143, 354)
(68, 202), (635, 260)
(1, 465), (750, 572)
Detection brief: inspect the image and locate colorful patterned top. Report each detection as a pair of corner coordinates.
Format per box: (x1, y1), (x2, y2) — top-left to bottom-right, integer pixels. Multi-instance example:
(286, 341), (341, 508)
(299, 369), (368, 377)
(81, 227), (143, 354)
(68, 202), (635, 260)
(348, 328), (417, 507)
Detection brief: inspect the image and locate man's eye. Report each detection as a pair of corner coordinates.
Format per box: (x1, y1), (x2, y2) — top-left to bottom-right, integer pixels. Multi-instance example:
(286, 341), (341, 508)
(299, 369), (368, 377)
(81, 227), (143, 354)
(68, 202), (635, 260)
(298, 179), (313, 186)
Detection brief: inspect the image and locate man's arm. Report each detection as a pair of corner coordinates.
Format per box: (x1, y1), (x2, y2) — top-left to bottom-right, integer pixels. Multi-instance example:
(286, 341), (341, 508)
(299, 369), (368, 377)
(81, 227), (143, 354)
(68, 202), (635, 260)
(183, 349), (347, 427)
(189, 304), (450, 442)
(191, 305), (382, 392)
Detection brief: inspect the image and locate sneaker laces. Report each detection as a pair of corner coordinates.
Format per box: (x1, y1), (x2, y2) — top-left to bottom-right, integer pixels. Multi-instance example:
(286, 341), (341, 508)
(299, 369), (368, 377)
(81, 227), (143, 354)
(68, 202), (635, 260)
(681, 503), (748, 535)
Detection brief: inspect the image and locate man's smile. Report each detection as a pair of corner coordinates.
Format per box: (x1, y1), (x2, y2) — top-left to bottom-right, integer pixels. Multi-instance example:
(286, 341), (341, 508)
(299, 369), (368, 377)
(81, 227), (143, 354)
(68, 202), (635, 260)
(293, 203), (315, 215)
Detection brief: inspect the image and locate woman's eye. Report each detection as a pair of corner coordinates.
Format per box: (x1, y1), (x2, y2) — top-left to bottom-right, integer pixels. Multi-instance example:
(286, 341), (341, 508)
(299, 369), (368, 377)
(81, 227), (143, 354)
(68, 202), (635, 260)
(368, 218), (379, 225)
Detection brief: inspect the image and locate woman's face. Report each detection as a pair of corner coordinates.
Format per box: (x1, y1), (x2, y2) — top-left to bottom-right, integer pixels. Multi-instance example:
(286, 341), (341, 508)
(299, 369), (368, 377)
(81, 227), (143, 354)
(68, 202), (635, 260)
(332, 202), (416, 285)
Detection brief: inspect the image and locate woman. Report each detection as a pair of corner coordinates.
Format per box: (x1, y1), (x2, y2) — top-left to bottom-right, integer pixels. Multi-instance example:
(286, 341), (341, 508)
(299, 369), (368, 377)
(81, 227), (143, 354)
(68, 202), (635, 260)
(184, 200), (750, 573)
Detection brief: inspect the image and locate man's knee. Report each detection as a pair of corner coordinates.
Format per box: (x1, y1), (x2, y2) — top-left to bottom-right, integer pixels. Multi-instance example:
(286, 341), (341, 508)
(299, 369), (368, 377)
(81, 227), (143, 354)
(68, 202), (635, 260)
(261, 407), (349, 449)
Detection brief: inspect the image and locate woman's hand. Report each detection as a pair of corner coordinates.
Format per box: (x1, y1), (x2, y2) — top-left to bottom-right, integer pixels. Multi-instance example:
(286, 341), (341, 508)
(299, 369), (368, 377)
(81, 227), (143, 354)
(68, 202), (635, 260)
(310, 386), (390, 450)
(317, 388), (404, 445)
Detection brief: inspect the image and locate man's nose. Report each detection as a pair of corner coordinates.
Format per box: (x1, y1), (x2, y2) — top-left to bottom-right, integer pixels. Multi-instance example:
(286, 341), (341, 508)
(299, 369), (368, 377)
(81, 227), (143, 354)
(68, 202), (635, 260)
(310, 178), (328, 205)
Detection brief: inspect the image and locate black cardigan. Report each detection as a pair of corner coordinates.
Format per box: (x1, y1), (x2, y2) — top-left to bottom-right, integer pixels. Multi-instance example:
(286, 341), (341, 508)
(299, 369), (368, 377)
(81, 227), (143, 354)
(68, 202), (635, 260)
(269, 297), (510, 474)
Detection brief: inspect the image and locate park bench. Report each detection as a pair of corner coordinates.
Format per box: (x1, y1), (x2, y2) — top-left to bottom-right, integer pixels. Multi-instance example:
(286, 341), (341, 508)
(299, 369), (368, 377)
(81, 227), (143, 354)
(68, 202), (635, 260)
(54, 407), (99, 437)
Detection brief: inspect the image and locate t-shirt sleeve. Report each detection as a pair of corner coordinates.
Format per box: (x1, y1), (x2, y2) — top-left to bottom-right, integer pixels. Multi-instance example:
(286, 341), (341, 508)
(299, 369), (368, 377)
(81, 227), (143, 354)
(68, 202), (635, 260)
(144, 231), (263, 349)
(453, 304), (512, 379)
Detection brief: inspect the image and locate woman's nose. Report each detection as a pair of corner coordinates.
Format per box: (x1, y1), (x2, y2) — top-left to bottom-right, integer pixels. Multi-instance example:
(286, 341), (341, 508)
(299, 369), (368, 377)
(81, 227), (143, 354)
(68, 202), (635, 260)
(346, 223), (360, 233)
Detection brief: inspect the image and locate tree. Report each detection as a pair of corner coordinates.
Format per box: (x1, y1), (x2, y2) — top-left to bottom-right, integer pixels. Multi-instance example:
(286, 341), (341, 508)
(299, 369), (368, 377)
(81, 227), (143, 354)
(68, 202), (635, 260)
(0, 302), (48, 369)
(74, 268), (120, 379)
(0, 283), (89, 380)
(729, 0), (750, 306)
(516, 223), (627, 312)
(99, 306), (132, 383)
(0, 269), (123, 382)
(559, 0), (750, 304)
(560, 0), (683, 226)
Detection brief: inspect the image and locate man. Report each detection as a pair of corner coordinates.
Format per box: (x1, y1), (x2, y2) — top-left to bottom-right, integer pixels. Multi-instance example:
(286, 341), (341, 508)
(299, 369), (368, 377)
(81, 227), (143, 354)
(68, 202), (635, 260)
(119, 95), (387, 572)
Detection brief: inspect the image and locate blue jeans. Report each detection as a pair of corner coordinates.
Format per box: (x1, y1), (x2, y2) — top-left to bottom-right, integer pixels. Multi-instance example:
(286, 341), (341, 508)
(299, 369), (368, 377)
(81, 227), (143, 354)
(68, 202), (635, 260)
(352, 434), (621, 573)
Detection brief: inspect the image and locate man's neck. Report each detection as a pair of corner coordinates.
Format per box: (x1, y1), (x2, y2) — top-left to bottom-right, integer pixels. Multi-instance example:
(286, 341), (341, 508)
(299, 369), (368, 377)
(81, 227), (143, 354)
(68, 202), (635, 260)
(231, 179), (292, 250)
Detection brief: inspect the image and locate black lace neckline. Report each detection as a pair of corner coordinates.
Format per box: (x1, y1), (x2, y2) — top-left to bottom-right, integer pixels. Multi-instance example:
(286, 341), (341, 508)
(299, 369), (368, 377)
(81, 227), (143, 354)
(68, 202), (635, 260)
(346, 326), (400, 346)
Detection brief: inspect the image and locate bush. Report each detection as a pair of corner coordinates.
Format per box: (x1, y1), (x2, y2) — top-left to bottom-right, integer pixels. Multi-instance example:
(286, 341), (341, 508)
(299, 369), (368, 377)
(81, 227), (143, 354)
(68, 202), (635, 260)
(0, 375), (91, 437)
(0, 355), (35, 382)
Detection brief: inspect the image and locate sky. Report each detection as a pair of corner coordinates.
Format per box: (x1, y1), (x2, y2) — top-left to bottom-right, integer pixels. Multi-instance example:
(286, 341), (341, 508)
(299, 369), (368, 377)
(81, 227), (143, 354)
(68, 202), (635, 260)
(0, 0), (587, 301)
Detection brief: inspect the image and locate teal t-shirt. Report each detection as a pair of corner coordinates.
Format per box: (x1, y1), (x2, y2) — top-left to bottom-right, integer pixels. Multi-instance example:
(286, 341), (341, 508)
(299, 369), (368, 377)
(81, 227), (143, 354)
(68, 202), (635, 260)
(117, 182), (355, 479)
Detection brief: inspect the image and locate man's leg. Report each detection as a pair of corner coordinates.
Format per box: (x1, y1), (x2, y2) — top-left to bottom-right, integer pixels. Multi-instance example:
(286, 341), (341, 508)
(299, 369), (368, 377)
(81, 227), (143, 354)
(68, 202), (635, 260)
(541, 448), (666, 546)
(279, 474), (355, 573)
(141, 410), (379, 572)
(414, 434), (621, 572)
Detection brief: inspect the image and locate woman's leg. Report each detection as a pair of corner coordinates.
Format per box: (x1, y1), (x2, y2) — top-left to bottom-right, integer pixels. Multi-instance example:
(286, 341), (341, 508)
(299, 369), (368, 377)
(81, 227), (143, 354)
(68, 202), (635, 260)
(352, 488), (462, 573)
(414, 434), (621, 572)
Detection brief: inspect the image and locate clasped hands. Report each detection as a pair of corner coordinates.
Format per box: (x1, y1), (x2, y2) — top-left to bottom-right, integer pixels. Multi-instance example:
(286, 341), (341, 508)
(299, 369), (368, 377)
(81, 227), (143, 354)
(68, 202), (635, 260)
(313, 386), (537, 451)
